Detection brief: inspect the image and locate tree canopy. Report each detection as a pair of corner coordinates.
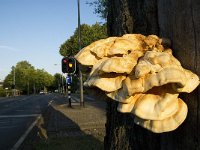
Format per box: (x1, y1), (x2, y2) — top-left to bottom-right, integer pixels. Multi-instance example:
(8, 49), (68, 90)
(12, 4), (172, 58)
(3, 61), (55, 94)
(87, 0), (108, 20)
(59, 23), (107, 57)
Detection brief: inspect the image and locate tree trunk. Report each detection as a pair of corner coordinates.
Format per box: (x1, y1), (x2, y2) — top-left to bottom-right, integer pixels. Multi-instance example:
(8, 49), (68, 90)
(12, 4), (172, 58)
(105, 0), (200, 150)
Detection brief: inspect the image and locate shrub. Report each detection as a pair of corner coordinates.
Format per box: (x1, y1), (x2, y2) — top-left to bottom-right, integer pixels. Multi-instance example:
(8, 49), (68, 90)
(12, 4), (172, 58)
(0, 87), (6, 97)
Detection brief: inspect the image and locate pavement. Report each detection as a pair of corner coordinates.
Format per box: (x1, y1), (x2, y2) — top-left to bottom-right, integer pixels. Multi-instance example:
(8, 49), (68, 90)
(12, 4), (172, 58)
(44, 94), (107, 138)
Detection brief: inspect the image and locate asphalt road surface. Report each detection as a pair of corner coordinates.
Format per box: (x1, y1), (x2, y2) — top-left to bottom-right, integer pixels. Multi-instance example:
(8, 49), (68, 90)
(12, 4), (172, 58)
(0, 94), (57, 150)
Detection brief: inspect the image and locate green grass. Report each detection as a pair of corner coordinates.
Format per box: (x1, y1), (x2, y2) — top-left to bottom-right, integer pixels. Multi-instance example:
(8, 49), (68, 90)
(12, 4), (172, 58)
(34, 135), (103, 150)
(21, 128), (105, 150)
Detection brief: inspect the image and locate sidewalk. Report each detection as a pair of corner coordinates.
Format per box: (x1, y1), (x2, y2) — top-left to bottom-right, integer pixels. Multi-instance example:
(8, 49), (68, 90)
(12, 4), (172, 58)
(47, 95), (106, 137)
(21, 94), (107, 150)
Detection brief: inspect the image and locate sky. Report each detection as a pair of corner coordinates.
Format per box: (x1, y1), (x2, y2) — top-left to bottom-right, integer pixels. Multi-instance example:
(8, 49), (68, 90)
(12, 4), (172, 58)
(0, 0), (104, 81)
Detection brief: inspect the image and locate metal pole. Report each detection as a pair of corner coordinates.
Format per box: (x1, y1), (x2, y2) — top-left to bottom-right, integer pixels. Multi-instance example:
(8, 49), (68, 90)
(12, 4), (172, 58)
(60, 73), (62, 94)
(27, 81), (29, 95)
(67, 74), (72, 107)
(54, 64), (63, 94)
(13, 67), (15, 97)
(34, 83), (36, 94)
(59, 75), (62, 94)
(62, 73), (64, 94)
(78, 0), (84, 107)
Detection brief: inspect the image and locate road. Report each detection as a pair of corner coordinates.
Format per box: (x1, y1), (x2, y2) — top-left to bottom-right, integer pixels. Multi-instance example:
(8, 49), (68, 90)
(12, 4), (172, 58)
(0, 94), (57, 150)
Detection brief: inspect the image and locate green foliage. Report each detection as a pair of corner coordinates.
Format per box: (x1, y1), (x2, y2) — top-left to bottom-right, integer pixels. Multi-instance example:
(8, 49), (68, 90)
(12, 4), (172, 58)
(3, 74), (13, 89)
(52, 73), (66, 91)
(70, 75), (79, 93)
(0, 87), (6, 97)
(3, 61), (55, 94)
(59, 23), (107, 57)
(86, 0), (108, 20)
(34, 69), (54, 92)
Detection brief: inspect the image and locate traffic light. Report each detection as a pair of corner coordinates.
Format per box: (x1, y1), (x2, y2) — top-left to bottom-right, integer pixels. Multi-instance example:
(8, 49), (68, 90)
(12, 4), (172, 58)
(61, 57), (76, 74)
(62, 57), (68, 73)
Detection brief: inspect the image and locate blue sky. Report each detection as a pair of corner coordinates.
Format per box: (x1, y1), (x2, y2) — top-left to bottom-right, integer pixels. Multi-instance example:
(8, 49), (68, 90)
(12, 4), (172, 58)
(0, 0), (104, 80)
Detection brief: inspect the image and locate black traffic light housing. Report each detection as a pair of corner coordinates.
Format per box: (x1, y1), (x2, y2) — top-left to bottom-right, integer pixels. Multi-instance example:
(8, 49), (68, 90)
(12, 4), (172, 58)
(62, 57), (76, 74)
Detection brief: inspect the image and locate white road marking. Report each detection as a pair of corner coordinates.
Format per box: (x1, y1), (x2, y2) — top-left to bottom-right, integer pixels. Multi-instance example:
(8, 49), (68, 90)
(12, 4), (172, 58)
(48, 100), (53, 106)
(11, 114), (41, 150)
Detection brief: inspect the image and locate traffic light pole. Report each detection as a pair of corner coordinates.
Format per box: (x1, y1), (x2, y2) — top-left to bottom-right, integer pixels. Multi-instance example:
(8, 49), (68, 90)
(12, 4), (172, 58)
(77, 0), (84, 107)
(66, 74), (72, 108)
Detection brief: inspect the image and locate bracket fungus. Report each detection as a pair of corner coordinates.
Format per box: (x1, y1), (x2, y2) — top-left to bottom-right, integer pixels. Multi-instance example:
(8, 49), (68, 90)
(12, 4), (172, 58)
(75, 34), (200, 133)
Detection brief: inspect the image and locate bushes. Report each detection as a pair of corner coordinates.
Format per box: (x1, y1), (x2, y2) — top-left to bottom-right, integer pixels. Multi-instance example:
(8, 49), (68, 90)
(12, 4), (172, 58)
(0, 87), (6, 97)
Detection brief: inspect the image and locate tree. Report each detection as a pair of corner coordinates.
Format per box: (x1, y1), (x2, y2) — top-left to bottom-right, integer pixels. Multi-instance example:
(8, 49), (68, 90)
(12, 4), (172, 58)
(15, 61), (35, 94)
(34, 69), (54, 93)
(3, 61), (55, 94)
(104, 0), (200, 150)
(0, 87), (6, 97)
(52, 73), (66, 93)
(4, 61), (35, 94)
(59, 23), (107, 57)
(3, 74), (13, 90)
(86, 0), (108, 20)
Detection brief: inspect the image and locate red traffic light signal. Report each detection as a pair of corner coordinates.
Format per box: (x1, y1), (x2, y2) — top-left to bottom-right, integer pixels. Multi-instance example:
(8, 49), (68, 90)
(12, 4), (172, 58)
(62, 58), (68, 73)
(63, 59), (68, 63)
(61, 57), (76, 74)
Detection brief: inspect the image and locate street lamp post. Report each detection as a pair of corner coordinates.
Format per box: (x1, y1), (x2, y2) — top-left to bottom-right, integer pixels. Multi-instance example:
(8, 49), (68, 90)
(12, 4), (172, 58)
(54, 64), (64, 94)
(12, 66), (16, 97)
(77, 0), (84, 107)
(60, 73), (64, 94)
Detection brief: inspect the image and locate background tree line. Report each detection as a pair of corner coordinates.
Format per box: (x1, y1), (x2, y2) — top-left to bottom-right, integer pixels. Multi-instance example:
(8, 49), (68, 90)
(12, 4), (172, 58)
(2, 61), (65, 95)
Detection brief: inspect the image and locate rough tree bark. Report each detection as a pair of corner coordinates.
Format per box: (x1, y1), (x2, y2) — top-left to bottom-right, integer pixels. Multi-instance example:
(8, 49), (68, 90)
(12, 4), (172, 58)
(104, 0), (200, 150)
